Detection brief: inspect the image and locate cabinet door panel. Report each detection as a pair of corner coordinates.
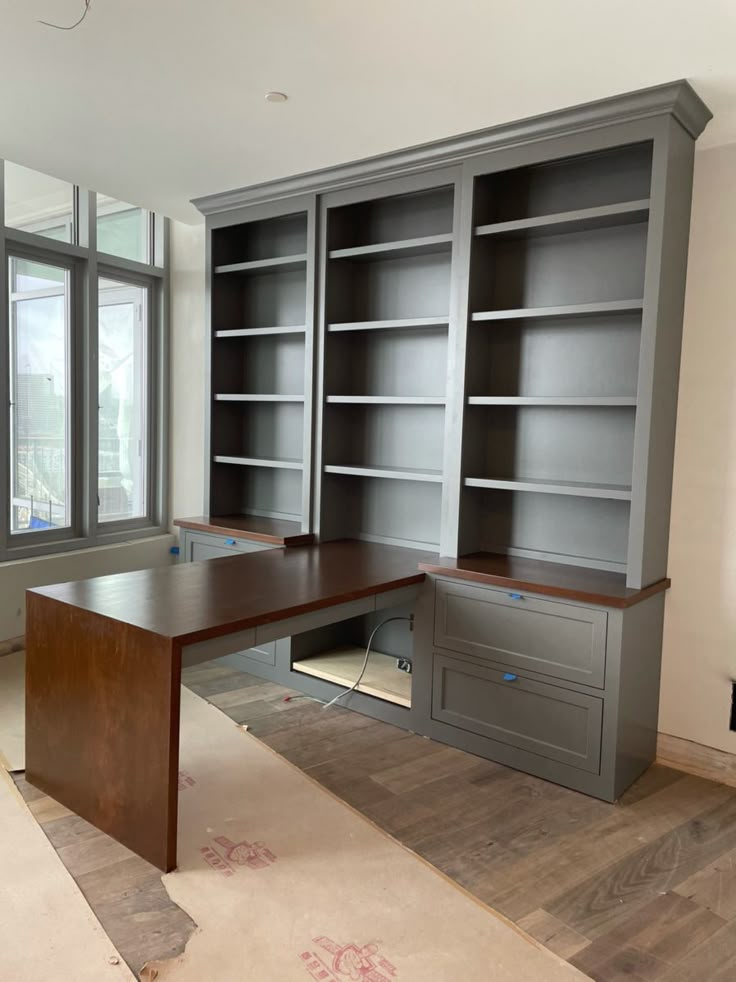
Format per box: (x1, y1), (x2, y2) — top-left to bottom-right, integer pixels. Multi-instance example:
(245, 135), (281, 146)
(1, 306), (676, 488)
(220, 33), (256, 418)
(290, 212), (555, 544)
(434, 580), (607, 688)
(432, 653), (602, 773)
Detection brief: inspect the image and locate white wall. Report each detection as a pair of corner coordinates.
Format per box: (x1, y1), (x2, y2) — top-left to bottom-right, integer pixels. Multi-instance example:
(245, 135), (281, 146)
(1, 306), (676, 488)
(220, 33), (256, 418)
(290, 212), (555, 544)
(168, 220), (207, 521)
(658, 141), (736, 753)
(0, 535), (173, 640)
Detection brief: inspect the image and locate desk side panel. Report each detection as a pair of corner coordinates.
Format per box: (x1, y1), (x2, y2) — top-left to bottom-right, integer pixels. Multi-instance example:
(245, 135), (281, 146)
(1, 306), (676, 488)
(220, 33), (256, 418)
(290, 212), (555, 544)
(25, 592), (181, 872)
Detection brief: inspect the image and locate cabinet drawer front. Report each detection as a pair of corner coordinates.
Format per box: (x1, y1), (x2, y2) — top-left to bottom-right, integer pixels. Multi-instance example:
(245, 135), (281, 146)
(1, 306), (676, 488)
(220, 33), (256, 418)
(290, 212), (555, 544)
(432, 654), (602, 773)
(184, 531), (273, 562)
(434, 580), (607, 688)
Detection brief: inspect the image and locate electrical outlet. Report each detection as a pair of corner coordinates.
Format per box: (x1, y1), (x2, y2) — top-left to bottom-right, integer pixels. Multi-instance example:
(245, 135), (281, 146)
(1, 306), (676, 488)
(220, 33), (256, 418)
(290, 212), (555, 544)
(397, 658), (412, 675)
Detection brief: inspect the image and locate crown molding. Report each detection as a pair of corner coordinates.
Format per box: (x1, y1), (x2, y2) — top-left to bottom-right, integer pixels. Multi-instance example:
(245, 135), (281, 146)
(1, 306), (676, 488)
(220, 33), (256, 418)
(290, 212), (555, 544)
(192, 80), (712, 217)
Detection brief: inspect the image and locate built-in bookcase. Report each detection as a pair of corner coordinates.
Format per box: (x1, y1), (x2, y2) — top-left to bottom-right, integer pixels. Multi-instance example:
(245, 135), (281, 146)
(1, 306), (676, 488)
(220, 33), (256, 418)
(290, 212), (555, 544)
(458, 142), (653, 573)
(317, 177), (457, 551)
(200, 86), (705, 590)
(208, 202), (314, 528)
(194, 81), (709, 790)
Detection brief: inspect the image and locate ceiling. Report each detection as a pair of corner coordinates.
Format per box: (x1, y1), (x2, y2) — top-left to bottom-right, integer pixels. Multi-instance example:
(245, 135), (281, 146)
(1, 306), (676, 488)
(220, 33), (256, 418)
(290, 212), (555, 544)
(1, 0), (735, 223)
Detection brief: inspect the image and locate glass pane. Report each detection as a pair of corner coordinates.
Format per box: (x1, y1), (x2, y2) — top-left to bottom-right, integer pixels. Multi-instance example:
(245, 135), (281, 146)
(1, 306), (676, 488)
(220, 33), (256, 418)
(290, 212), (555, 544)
(9, 257), (71, 532)
(98, 277), (149, 522)
(97, 195), (149, 262)
(4, 162), (74, 243)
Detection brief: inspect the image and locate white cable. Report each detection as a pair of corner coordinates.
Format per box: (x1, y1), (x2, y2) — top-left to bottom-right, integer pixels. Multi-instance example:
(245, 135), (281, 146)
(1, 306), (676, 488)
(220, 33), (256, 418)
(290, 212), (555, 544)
(321, 615), (411, 711)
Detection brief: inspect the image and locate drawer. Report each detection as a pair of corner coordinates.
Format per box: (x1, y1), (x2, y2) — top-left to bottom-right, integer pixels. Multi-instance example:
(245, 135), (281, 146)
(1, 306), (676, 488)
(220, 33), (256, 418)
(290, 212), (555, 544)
(432, 653), (602, 773)
(182, 530), (274, 563)
(434, 580), (607, 688)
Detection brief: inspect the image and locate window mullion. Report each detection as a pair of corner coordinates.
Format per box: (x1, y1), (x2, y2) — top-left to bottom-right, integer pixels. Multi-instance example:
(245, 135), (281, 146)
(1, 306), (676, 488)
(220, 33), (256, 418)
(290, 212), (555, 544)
(0, 179), (10, 557)
(85, 189), (99, 540)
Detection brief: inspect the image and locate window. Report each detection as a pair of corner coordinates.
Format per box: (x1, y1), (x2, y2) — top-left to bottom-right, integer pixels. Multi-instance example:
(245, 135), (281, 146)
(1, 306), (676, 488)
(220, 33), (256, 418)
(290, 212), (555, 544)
(4, 162), (75, 243)
(97, 195), (149, 263)
(98, 277), (149, 523)
(8, 257), (72, 533)
(0, 159), (167, 560)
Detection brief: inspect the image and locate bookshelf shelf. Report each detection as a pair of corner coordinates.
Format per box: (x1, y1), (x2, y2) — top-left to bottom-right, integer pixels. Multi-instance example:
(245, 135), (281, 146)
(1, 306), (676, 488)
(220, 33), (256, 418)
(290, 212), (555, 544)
(214, 254), (307, 275)
(213, 455), (303, 471)
(463, 476), (633, 500)
(474, 199), (650, 239)
(327, 316), (450, 333)
(214, 393), (305, 403)
(471, 300), (644, 322)
(214, 326), (306, 338)
(324, 464), (443, 483)
(329, 233), (452, 262)
(327, 395), (446, 406)
(466, 396), (637, 407)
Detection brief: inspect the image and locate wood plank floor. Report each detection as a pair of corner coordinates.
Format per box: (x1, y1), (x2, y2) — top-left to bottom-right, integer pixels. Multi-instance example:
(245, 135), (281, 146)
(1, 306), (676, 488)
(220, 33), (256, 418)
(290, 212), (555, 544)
(17, 659), (736, 980)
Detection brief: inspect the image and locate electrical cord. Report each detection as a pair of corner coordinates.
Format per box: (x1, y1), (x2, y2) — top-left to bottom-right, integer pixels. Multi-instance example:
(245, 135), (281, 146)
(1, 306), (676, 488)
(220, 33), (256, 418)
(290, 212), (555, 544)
(39, 0), (92, 30)
(321, 615), (412, 711)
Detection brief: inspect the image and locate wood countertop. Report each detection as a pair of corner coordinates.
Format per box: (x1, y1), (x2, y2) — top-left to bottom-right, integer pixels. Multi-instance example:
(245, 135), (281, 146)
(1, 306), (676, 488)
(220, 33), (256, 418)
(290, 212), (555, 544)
(29, 540), (670, 653)
(418, 552), (670, 608)
(173, 514), (313, 546)
(30, 540), (432, 646)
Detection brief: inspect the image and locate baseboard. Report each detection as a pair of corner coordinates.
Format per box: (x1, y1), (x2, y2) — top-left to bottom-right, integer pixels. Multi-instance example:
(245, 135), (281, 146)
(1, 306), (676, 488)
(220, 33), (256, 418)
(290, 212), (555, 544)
(657, 732), (736, 788)
(0, 636), (24, 657)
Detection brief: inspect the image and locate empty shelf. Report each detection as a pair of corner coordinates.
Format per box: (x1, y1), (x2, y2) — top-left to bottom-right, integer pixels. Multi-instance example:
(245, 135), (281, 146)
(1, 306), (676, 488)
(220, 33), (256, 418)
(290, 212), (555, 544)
(293, 645), (411, 708)
(464, 476), (633, 500)
(327, 316), (450, 333)
(471, 300), (644, 322)
(214, 254), (307, 275)
(329, 233), (453, 262)
(474, 199), (650, 239)
(326, 395), (446, 405)
(467, 396), (637, 407)
(214, 394), (305, 403)
(213, 455), (303, 470)
(325, 464), (443, 483)
(214, 326), (306, 338)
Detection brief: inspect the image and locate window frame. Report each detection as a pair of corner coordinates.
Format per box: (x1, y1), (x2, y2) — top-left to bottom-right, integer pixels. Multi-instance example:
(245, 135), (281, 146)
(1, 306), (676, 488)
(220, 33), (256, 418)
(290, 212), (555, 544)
(0, 166), (168, 563)
(7, 249), (78, 546)
(96, 266), (156, 532)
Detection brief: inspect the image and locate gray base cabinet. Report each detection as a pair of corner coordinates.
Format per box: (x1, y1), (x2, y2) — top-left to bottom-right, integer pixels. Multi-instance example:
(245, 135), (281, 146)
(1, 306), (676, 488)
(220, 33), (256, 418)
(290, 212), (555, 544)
(179, 531), (663, 801)
(416, 576), (665, 801)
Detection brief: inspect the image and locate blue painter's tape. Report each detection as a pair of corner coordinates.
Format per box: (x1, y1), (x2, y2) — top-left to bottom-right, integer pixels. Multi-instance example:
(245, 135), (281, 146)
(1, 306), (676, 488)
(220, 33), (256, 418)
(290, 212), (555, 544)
(169, 546), (180, 555)
(503, 673), (518, 682)
(225, 538), (237, 546)
(508, 593), (523, 600)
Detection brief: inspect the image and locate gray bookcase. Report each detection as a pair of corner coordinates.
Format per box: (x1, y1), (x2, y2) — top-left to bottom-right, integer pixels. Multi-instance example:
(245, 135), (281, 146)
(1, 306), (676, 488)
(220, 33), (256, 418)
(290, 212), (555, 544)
(457, 142), (652, 578)
(207, 197), (316, 532)
(314, 172), (459, 552)
(192, 82), (712, 800)
(200, 92), (709, 587)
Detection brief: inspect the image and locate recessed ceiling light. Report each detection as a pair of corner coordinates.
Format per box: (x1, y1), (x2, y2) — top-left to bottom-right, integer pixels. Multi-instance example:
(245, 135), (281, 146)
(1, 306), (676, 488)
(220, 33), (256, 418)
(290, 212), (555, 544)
(265, 92), (288, 103)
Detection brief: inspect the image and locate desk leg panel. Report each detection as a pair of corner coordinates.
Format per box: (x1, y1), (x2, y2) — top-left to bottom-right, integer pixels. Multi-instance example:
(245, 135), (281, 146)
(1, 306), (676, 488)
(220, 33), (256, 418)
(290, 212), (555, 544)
(25, 593), (181, 872)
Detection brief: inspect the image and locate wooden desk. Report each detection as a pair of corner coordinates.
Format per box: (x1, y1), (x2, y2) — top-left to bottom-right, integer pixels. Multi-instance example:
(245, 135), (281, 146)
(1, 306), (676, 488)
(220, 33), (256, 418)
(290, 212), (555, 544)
(25, 541), (428, 871)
